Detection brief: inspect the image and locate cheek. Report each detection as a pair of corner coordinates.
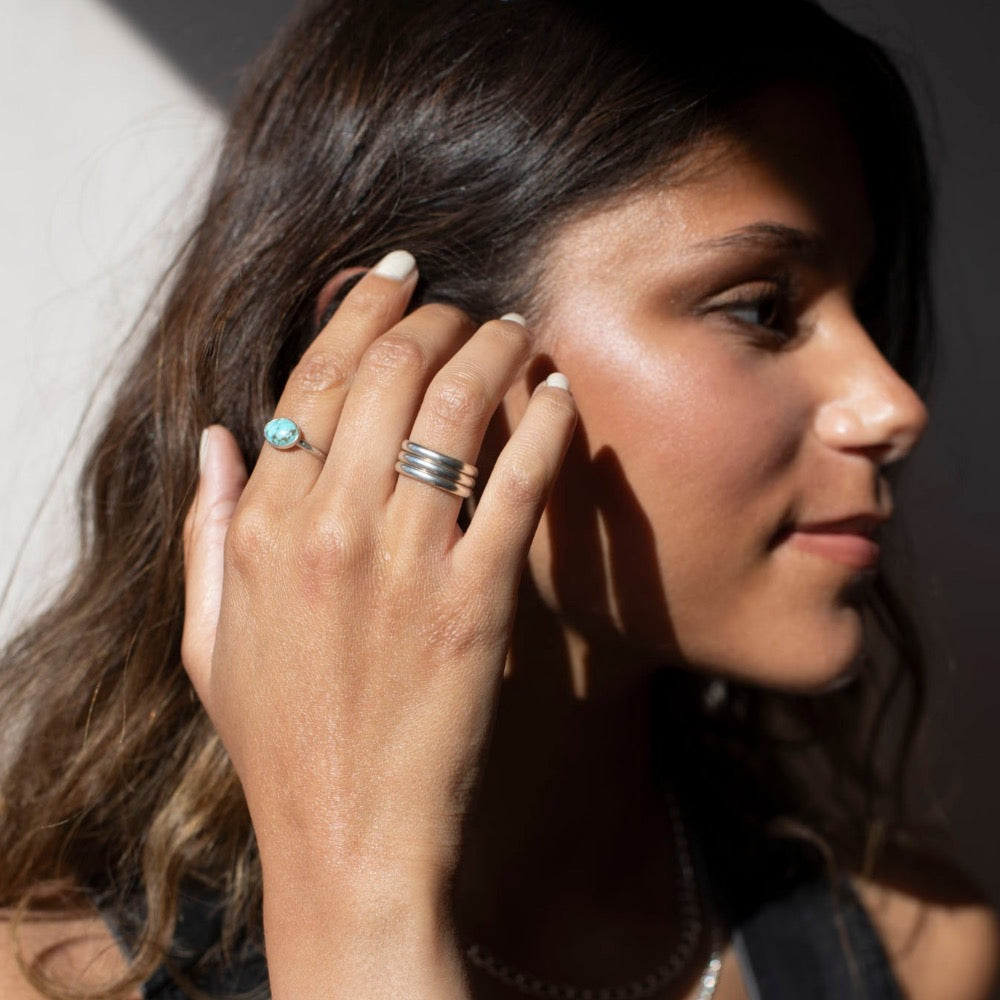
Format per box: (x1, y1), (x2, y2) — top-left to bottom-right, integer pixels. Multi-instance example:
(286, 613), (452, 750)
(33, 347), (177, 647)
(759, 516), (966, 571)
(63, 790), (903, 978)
(537, 316), (859, 685)
(585, 344), (805, 555)
(617, 357), (864, 686)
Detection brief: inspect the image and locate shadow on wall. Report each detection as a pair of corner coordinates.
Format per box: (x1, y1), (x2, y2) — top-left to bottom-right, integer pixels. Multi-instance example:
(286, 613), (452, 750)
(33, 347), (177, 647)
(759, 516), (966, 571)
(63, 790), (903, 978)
(106, 0), (295, 107)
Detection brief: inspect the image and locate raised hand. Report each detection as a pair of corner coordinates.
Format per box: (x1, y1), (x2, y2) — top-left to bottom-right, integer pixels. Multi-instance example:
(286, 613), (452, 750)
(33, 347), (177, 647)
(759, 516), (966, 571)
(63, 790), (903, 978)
(180, 251), (576, 997)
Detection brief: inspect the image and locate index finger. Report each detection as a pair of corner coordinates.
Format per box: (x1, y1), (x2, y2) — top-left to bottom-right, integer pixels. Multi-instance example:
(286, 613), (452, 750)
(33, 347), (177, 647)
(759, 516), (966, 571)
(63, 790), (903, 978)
(251, 250), (419, 501)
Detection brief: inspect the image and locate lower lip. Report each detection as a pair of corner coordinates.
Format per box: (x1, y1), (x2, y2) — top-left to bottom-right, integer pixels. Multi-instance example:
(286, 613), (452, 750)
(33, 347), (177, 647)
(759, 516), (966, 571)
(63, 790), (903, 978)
(785, 531), (880, 570)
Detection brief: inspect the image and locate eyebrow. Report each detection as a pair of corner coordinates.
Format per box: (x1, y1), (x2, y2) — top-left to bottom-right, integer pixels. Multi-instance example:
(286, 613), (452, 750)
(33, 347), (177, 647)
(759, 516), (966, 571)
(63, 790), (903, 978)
(690, 222), (831, 266)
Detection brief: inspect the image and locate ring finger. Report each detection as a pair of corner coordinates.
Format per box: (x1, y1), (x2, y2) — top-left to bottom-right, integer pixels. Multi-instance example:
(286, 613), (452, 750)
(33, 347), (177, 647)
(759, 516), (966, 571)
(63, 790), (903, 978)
(387, 312), (532, 542)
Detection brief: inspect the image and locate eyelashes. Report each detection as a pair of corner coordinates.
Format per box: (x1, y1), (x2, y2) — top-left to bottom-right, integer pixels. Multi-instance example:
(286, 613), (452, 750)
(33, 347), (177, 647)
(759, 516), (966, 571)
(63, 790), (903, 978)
(722, 285), (786, 329)
(705, 271), (800, 345)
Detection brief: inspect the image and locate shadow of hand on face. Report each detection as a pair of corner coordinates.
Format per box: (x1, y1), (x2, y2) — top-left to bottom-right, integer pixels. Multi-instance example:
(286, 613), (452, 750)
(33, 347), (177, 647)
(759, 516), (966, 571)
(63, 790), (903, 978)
(473, 352), (677, 705)
(517, 427), (679, 699)
(454, 382), (690, 961)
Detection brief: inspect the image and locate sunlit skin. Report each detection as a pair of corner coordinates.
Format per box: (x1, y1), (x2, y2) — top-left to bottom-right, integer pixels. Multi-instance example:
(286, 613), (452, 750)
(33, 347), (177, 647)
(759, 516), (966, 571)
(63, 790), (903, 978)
(454, 84), (928, 995)
(1, 83), (992, 1000)
(507, 83), (927, 692)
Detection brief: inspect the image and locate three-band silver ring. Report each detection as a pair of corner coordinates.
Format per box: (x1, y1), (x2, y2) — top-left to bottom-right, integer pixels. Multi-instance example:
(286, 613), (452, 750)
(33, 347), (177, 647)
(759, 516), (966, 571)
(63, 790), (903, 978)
(395, 440), (477, 498)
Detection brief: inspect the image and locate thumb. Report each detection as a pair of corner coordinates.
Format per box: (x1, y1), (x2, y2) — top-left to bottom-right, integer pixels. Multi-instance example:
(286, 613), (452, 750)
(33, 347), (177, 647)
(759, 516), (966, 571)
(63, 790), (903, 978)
(181, 424), (248, 706)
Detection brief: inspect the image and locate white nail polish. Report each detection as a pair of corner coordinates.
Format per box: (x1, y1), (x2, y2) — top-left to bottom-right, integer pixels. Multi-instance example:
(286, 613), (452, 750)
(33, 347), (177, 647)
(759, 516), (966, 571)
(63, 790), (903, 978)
(500, 312), (527, 326)
(372, 249), (416, 281)
(198, 428), (210, 474)
(545, 372), (570, 392)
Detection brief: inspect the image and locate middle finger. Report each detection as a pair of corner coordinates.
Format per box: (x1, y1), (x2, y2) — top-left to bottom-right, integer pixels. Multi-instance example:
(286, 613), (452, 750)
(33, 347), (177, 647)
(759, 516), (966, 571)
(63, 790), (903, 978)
(319, 302), (476, 504)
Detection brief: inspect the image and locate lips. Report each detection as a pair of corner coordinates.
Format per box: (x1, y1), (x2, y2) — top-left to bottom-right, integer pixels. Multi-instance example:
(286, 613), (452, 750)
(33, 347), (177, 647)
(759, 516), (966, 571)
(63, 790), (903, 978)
(775, 514), (887, 570)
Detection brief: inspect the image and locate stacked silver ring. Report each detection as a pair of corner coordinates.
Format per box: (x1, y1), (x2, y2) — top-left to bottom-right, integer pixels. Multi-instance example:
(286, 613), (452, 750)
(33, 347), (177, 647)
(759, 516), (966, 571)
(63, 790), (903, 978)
(395, 440), (477, 498)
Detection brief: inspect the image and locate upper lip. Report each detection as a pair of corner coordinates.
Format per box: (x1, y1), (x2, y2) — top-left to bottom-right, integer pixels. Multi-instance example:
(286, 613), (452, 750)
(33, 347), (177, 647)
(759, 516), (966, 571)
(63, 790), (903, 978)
(791, 513), (890, 538)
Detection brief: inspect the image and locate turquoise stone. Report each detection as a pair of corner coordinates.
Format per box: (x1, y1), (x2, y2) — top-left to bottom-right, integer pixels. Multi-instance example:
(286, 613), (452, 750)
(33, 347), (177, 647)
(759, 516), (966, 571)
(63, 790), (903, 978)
(264, 417), (300, 449)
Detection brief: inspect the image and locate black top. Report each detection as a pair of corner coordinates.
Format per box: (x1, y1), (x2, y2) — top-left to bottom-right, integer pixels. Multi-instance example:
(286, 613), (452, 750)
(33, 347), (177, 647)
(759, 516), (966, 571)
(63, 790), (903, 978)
(99, 869), (903, 999)
(731, 874), (903, 1000)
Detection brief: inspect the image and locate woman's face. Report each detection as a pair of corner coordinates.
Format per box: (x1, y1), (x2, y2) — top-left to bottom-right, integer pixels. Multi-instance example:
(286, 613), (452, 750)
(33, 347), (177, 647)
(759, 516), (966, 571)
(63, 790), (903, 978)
(512, 83), (928, 692)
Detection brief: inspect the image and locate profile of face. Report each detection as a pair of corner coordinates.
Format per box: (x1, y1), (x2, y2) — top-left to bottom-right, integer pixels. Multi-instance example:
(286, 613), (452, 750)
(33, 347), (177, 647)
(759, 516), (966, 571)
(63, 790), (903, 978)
(501, 83), (929, 693)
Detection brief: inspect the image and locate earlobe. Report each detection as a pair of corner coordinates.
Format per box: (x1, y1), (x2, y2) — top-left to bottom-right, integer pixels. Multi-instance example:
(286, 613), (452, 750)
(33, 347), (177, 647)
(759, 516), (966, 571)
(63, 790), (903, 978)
(314, 266), (369, 329)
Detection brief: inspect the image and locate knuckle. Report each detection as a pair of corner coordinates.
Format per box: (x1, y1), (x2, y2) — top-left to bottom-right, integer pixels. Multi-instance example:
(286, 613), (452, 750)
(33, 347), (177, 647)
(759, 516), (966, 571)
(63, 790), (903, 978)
(338, 282), (393, 320)
(200, 494), (238, 533)
(411, 301), (473, 331)
(361, 332), (427, 377)
(537, 386), (577, 423)
(434, 592), (506, 656)
(288, 348), (353, 394)
(428, 369), (490, 424)
(224, 506), (273, 573)
(297, 512), (355, 574)
(423, 603), (478, 656)
(496, 455), (548, 505)
(431, 617), (480, 659)
(482, 316), (531, 355)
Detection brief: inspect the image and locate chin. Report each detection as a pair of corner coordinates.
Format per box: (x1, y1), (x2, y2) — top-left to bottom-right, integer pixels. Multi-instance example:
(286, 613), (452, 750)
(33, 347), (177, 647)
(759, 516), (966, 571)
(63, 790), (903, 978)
(746, 622), (867, 695)
(679, 607), (868, 695)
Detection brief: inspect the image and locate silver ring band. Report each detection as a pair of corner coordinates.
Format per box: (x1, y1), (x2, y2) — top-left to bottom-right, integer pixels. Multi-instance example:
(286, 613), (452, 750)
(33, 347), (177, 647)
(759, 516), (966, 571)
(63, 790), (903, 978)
(396, 440), (477, 498)
(401, 440), (477, 477)
(394, 461), (473, 498)
(395, 450), (476, 489)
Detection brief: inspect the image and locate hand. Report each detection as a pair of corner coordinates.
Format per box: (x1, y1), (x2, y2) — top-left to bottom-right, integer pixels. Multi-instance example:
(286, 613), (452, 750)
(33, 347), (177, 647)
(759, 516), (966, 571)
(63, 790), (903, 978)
(180, 251), (575, 993)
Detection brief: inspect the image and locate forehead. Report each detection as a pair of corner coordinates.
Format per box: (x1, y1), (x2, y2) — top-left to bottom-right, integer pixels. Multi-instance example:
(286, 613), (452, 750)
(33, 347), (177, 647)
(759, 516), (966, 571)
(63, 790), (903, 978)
(537, 82), (875, 303)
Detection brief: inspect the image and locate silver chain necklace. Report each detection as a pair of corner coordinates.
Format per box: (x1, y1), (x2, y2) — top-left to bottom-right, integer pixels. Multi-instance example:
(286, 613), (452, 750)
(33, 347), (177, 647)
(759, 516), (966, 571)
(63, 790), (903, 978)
(464, 796), (724, 999)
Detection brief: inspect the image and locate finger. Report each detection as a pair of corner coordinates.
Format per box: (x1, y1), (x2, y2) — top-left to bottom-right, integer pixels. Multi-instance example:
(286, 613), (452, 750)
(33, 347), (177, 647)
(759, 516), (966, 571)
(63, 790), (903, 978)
(251, 250), (418, 501)
(181, 424), (249, 706)
(321, 302), (475, 503)
(388, 313), (533, 539)
(458, 374), (576, 583)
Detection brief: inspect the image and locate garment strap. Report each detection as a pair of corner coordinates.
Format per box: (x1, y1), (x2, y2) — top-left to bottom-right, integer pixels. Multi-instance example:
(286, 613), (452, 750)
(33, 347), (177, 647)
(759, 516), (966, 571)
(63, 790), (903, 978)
(731, 874), (903, 1000)
(95, 885), (268, 999)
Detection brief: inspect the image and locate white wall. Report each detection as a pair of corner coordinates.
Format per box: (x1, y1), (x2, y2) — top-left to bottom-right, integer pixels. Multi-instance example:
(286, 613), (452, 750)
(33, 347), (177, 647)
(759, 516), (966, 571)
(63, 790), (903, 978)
(0, 0), (221, 635)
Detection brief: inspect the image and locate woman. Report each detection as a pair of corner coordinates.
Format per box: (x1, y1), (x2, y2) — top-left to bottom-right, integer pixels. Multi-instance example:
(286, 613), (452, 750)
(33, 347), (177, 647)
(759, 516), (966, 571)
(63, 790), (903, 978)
(1, 0), (997, 997)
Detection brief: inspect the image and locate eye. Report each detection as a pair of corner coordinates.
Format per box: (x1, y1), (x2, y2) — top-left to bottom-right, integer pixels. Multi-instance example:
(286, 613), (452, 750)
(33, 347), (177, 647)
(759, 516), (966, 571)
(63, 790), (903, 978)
(706, 275), (799, 347)
(724, 289), (783, 329)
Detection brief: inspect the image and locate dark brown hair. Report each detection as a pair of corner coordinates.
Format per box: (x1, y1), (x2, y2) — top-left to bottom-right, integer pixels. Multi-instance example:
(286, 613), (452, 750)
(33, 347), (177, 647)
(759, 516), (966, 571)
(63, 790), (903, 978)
(0, 0), (935, 995)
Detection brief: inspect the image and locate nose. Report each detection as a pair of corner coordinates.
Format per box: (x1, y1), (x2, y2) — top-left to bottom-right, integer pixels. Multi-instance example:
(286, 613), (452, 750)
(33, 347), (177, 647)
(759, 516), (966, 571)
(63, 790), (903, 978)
(812, 309), (929, 466)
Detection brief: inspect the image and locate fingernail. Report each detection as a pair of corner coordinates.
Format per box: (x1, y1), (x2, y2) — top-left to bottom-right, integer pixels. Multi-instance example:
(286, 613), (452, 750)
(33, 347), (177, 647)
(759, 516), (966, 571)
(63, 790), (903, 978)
(500, 312), (527, 326)
(545, 372), (571, 392)
(198, 428), (210, 475)
(372, 249), (417, 281)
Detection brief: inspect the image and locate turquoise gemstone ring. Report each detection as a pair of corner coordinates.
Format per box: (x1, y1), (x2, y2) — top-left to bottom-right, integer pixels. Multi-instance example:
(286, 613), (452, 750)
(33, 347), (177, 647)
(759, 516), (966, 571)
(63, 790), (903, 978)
(263, 417), (327, 461)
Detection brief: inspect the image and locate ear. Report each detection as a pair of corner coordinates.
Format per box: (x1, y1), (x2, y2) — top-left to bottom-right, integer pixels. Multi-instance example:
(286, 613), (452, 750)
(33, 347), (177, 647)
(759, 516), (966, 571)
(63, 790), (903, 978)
(314, 266), (369, 329)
